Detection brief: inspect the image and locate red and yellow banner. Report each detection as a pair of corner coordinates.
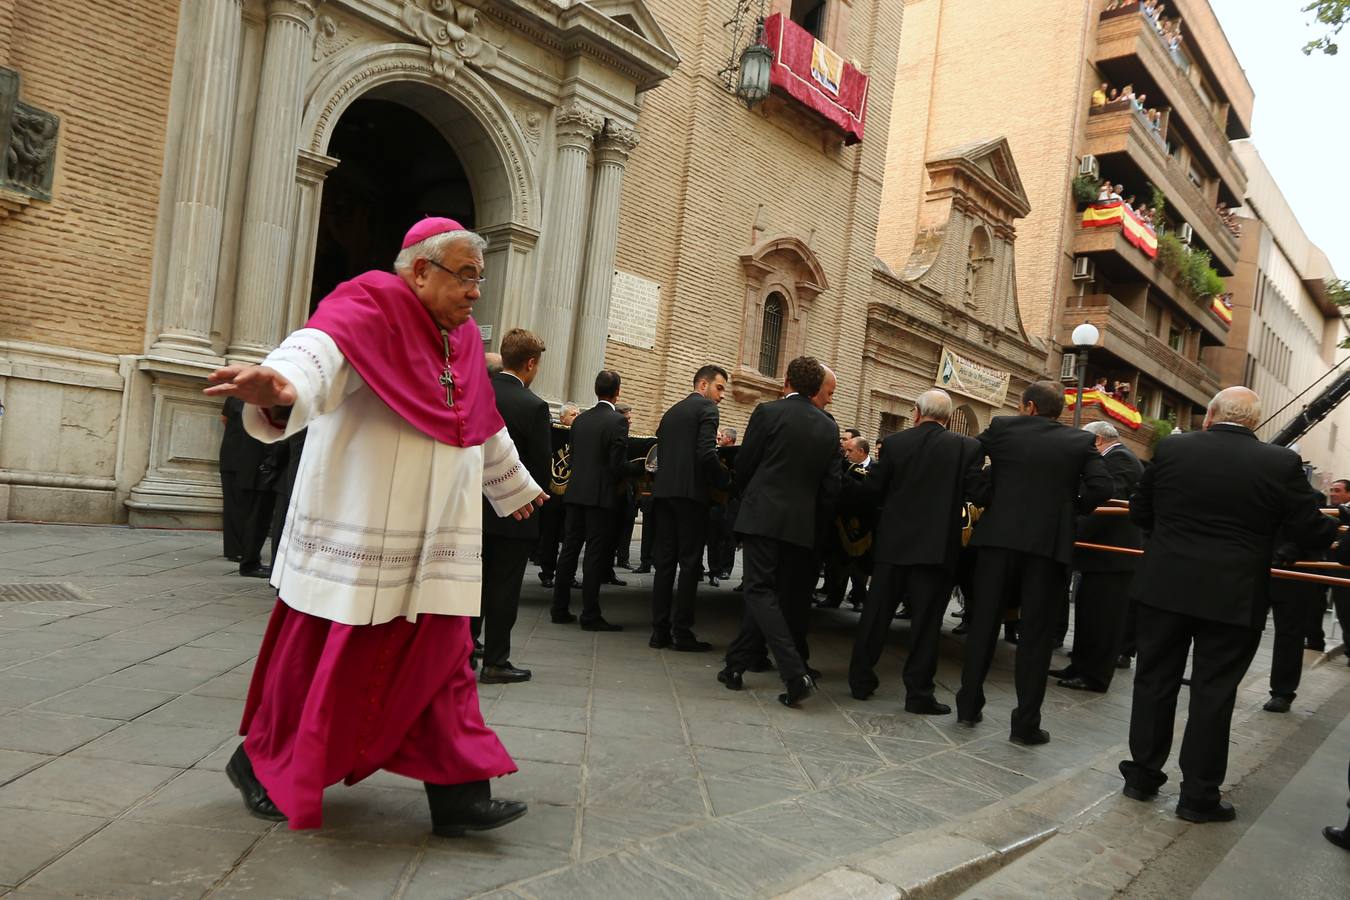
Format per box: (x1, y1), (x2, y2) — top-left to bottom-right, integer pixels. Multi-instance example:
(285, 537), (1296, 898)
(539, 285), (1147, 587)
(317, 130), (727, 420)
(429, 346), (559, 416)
(1210, 295), (1233, 326)
(1081, 201), (1158, 258)
(1063, 389), (1144, 430)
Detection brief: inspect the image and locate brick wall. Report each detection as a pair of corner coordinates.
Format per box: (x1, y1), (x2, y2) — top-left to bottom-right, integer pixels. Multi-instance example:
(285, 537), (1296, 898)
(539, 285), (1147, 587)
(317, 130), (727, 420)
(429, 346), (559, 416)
(0, 2), (178, 355)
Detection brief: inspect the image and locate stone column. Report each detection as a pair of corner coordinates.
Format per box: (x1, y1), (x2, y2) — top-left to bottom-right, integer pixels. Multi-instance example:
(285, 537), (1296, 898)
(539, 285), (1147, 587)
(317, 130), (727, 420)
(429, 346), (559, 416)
(150, 0), (244, 358)
(283, 148), (339, 337)
(530, 102), (603, 402)
(227, 0), (321, 364)
(568, 122), (639, 402)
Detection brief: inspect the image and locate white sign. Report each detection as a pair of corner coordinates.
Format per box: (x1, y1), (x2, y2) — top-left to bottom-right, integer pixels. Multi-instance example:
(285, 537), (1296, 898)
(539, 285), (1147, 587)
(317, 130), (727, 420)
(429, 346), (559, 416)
(478, 324), (493, 343)
(608, 270), (660, 350)
(936, 346), (1011, 406)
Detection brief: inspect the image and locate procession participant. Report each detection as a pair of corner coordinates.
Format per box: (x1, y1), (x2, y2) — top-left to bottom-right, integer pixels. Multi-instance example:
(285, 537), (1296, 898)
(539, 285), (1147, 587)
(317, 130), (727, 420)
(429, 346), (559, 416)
(848, 389), (984, 712)
(955, 381), (1112, 744)
(1120, 387), (1336, 822)
(536, 404), (578, 589)
(820, 436), (875, 610)
(705, 425), (739, 585)
(474, 328), (551, 685)
(1329, 479), (1350, 667)
(206, 217), (544, 835)
(649, 365), (732, 651)
(1263, 532), (1329, 713)
(551, 371), (643, 630)
(719, 357), (841, 707)
(1052, 421), (1144, 693)
(609, 402), (638, 583)
(218, 396), (277, 577)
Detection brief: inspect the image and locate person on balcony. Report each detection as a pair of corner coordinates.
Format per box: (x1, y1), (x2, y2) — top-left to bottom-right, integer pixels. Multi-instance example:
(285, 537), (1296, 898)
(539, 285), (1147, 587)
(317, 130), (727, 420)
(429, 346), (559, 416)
(1092, 83), (1109, 109)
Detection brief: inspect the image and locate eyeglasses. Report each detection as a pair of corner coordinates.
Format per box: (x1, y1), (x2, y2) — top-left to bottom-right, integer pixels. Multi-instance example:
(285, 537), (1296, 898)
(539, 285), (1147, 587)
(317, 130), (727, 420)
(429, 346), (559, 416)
(426, 258), (487, 288)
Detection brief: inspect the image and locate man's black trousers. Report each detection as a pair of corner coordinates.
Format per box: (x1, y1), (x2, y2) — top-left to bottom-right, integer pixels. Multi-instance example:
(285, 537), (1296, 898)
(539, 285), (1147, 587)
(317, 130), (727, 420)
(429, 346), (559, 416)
(651, 497), (709, 640)
(552, 504), (617, 623)
(473, 536), (532, 668)
(849, 563), (951, 702)
(1071, 570), (1134, 689)
(724, 535), (809, 683)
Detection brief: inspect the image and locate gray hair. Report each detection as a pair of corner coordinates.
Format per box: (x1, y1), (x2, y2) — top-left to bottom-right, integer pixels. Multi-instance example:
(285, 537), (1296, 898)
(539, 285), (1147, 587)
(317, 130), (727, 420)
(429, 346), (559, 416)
(393, 229), (488, 275)
(915, 389), (954, 423)
(1083, 421), (1119, 442)
(718, 425), (738, 442)
(1207, 386), (1261, 429)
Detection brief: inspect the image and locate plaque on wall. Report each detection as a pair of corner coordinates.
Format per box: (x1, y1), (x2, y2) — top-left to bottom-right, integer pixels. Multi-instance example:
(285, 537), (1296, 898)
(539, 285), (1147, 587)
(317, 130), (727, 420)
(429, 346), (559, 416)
(608, 270), (660, 350)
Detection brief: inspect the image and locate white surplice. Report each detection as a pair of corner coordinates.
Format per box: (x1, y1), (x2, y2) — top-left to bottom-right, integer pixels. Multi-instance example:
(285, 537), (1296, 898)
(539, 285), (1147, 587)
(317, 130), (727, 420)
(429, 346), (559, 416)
(243, 328), (541, 626)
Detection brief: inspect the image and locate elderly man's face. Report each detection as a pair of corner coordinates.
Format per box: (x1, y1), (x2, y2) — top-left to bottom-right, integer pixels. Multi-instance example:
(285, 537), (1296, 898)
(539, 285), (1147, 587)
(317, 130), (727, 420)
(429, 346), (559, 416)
(812, 371), (837, 410)
(843, 438), (867, 464)
(411, 240), (484, 330)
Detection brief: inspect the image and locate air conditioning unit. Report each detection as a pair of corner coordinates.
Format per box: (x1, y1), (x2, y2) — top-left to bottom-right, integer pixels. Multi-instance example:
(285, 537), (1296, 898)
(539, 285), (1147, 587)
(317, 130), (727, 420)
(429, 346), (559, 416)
(1078, 154), (1100, 179)
(1072, 256), (1095, 281)
(1060, 352), (1078, 382)
(1178, 223), (1194, 244)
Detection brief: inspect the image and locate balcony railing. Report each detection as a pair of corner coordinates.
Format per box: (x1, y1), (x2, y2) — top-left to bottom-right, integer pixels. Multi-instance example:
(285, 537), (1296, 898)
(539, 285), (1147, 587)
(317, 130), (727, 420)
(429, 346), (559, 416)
(763, 14), (870, 144)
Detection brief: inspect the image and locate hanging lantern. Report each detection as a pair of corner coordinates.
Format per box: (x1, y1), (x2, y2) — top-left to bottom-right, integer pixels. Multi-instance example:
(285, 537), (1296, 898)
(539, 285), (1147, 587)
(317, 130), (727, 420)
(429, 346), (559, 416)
(736, 24), (774, 109)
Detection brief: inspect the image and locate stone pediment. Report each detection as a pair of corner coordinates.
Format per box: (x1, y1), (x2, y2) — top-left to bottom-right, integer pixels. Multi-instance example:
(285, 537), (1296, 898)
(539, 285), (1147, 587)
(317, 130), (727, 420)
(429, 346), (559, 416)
(584, 0), (680, 62)
(925, 136), (1030, 221)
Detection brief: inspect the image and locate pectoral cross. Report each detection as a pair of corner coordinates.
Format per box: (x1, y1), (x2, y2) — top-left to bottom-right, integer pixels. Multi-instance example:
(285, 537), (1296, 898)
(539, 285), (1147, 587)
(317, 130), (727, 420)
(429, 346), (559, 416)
(439, 368), (455, 408)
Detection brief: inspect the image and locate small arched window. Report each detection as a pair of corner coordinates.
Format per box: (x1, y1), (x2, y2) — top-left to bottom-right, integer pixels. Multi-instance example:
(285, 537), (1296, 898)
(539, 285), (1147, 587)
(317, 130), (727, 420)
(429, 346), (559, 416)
(949, 405), (978, 437)
(759, 292), (785, 376)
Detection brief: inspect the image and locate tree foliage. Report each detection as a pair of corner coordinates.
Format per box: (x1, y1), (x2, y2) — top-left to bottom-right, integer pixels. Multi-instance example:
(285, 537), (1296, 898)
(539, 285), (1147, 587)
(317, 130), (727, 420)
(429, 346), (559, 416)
(1072, 173), (1102, 205)
(1304, 1), (1348, 55)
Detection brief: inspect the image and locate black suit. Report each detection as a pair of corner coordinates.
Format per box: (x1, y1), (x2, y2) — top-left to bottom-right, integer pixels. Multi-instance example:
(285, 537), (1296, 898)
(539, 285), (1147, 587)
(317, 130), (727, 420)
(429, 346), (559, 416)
(1121, 424), (1337, 810)
(1066, 442), (1144, 689)
(849, 422), (984, 702)
(724, 395), (842, 683)
(956, 415), (1112, 735)
(474, 372), (550, 667)
(823, 459), (876, 607)
(553, 401), (641, 623)
(650, 392), (729, 641)
(218, 397), (277, 568)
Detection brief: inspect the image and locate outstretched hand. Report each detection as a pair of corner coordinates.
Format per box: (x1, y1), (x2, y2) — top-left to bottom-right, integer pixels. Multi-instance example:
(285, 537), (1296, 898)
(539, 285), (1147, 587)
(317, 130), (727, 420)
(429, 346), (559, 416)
(203, 365), (297, 409)
(510, 491), (549, 521)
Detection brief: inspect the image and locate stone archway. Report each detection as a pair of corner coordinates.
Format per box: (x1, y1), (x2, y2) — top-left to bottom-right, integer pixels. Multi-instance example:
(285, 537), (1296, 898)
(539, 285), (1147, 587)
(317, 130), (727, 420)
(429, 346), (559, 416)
(950, 404), (979, 436)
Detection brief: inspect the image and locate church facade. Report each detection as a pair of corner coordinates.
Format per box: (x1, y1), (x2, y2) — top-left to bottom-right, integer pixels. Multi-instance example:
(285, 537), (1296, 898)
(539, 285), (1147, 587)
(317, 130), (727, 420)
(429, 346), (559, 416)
(0, 0), (1047, 527)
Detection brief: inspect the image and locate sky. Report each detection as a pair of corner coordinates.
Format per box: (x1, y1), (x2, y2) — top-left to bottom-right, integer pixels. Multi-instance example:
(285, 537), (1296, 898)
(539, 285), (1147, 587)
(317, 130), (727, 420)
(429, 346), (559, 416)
(1209, 1), (1350, 277)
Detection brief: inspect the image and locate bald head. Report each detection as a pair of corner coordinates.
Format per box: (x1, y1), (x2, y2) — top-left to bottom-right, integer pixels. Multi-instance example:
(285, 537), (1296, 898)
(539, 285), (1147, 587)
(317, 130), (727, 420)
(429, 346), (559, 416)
(914, 389), (954, 425)
(811, 365), (837, 410)
(1204, 386), (1261, 430)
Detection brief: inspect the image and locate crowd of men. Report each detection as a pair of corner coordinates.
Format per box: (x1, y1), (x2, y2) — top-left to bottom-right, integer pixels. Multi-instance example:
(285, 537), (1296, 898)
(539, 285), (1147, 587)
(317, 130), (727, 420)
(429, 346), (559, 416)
(210, 217), (1349, 843)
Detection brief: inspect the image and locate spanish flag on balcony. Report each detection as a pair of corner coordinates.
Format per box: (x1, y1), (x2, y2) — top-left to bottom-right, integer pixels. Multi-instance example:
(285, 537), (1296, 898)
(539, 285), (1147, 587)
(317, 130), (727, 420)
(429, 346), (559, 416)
(1081, 201), (1158, 259)
(1063, 389), (1144, 430)
(1210, 294), (1234, 327)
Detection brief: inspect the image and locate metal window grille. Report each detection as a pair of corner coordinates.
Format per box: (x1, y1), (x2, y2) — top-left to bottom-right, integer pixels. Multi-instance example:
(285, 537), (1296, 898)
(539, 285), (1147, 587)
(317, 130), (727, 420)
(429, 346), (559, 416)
(759, 294), (784, 376)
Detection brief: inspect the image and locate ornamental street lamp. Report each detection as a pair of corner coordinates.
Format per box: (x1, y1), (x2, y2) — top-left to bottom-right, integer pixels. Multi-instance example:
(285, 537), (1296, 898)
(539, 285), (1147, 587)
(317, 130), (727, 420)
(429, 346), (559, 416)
(1071, 322), (1100, 429)
(736, 23), (773, 109)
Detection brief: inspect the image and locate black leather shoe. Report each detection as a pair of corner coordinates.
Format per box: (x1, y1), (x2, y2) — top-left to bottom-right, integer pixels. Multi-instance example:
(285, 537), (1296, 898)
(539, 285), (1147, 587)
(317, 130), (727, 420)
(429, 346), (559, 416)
(957, 712), (983, 727)
(551, 611), (577, 624)
(733, 582), (744, 592)
(649, 632), (672, 649)
(671, 637), (713, 652)
(1122, 783), (1158, 802)
(538, 572), (554, 588)
(226, 745), (286, 822)
(580, 618), (623, 632)
(239, 564), (272, 579)
(1058, 676), (1108, 693)
(904, 698), (951, 716)
(632, 565), (652, 574)
(1115, 655), (1132, 670)
(1263, 695), (1292, 713)
(747, 658), (775, 673)
(1047, 666), (1075, 679)
(603, 576), (628, 587)
(480, 664), (531, 684)
(717, 668), (743, 690)
(778, 674), (815, 708)
(952, 623), (969, 636)
(850, 685), (875, 701)
(805, 666), (823, 681)
(569, 578), (583, 590)
(1323, 824), (1350, 850)
(427, 782), (528, 838)
(1176, 799), (1236, 823)
(708, 577), (720, 588)
(1009, 729), (1050, 746)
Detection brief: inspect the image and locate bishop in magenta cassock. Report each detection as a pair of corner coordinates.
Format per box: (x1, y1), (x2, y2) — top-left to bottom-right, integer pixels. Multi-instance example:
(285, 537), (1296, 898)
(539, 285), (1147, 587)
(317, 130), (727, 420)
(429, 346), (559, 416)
(204, 218), (546, 836)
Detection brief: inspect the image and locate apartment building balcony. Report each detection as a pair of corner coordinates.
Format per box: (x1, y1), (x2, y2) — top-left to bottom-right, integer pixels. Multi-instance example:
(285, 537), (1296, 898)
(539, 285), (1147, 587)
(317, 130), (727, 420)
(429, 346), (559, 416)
(1094, 7), (1246, 203)
(1084, 106), (1238, 272)
(1061, 294), (1219, 409)
(762, 13), (870, 145)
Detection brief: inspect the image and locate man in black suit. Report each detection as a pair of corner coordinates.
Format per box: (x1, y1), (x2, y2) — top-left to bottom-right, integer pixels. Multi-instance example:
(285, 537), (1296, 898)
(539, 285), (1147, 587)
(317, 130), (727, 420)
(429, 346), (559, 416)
(955, 381), (1112, 744)
(718, 357), (842, 707)
(849, 389), (984, 713)
(1328, 479), (1350, 669)
(1120, 387), (1337, 822)
(218, 397), (277, 578)
(552, 371), (642, 631)
(649, 365), (732, 652)
(535, 405), (578, 589)
(474, 329), (551, 683)
(821, 436), (875, 609)
(705, 426), (739, 583)
(1053, 421), (1144, 693)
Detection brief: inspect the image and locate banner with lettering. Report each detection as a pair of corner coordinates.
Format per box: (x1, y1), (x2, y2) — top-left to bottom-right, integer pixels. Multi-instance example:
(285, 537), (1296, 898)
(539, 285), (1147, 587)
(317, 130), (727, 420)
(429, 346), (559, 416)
(936, 347), (1011, 406)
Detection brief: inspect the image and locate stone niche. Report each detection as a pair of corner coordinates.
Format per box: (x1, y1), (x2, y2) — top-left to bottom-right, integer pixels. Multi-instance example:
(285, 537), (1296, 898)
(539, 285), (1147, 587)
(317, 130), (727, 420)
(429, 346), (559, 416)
(0, 66), (61, 205)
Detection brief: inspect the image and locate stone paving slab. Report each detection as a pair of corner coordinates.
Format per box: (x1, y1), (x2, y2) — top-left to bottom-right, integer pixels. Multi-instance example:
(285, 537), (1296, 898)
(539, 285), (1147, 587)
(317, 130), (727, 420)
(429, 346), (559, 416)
(0, 523), (1346, 898)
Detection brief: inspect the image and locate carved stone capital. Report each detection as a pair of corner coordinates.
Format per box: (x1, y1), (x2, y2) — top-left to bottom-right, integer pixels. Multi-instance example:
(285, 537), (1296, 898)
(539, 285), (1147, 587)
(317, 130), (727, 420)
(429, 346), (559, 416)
(597, 121), (640, 160)
(555, 102), (603, 149)
(265, 0), (322, 27)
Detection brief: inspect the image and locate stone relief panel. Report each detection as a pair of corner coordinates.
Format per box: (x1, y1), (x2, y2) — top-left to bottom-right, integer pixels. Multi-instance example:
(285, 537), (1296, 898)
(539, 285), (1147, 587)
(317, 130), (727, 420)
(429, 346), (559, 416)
(0, 66), (61, 201)
(511, 102), (543, 154)
(400, 0), (500, 83)
(167, 405), (225, 468)
(313, 11), (358, 61)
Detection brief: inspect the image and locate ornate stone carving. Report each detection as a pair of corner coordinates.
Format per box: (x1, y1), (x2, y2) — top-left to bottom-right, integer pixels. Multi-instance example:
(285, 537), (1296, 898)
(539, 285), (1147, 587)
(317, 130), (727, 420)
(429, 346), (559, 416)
(598, 121), (640, 158)
(555, 101), (603, 147)
(312, 12), (356, 61)
(512, 104), (543, 152)
(400, 0), (499, 83)
(0, 67), (60, 202)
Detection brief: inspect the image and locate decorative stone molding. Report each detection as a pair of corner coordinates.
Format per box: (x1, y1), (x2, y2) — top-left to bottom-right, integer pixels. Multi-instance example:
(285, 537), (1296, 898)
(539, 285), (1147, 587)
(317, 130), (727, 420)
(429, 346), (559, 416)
(312, 11), (356, 61)
(596, 121), (639, 161)
(0, 66), (60, 202)
(555, 101), (604, 145)
(731, 234), (829, 402)
(0, 185), (31, 218)
(400, 0), (499, 83)
(511, 103), (543, 152)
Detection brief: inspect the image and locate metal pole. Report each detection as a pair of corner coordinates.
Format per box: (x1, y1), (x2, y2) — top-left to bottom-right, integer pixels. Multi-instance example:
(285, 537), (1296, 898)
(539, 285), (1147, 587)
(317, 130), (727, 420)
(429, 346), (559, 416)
(1073, 349), (1088, 428)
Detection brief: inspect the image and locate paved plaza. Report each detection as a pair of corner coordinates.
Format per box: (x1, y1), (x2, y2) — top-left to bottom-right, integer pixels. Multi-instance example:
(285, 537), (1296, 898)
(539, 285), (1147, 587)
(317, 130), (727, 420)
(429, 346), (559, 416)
(0, 523), (1347, 898)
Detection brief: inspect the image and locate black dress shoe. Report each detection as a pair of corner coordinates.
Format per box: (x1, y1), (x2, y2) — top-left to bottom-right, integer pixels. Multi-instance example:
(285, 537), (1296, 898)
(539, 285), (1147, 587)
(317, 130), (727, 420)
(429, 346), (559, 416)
(1175, 799), (1236, 823)
(708, 577), (720, 588)
(632, 565), (652, 574)
(480, 664), (531, 684)
(649, 632), (672, 649)
(538, 573), (555, 589)
(850, 685), (874, 701)
(747, 658), (775, 673)
(226, 745), (286, 821)
(1323, 824), (1350, 850)
(239, 564), (272, 579)
(551, 611), (577, 624)
(671, 637), (713, 652)
(1263, 695), (1292, 713)
(805, 666), (823, 681)
(1047, 666), (1075, 679)
(778, 674), (815, 708)
(717, 668), (743, 690)
(580, 618), (623, 632)
(570, 578), (583, 589)
(1115, 655), (1132, 670)
(952, 623), (969, 636)
(904, 698), (952, 716)
(470, 650), (481, 670)
(957, 714), (983, 727)
(603, 576), (628, 587)
(1009, 729), (1050, 746)
(1122, 783), (1158, 802)
(426, 781), (528, 837)
(1058, 676), (1108, 693)
(733, 582), (744, 592)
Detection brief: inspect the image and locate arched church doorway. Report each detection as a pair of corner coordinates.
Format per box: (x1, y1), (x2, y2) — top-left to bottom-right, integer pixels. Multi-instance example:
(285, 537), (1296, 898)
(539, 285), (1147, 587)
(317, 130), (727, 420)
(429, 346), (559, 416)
(309, 96), (475, 312)
(949, 404), (979, 437)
